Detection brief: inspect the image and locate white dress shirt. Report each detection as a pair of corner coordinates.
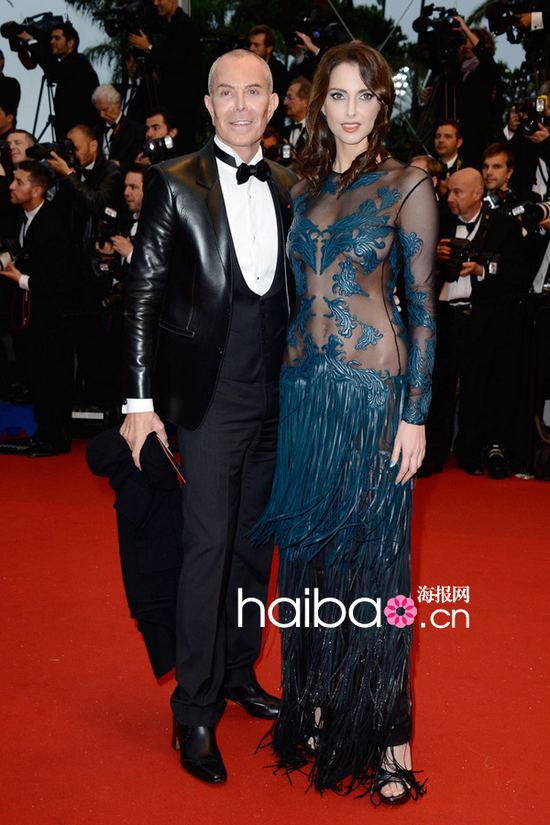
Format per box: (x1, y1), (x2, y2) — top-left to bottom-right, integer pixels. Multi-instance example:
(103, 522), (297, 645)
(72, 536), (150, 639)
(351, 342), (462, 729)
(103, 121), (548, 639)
(213, 136), (278, 296)
(439, 208), (485, 302)
(124, 138), (279, 414)
(17, 201), (46, 291)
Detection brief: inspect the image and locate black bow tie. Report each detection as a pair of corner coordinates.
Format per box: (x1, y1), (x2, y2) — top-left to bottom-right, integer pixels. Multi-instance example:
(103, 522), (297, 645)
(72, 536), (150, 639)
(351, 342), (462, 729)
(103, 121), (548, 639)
(213, 142), (271, 185)
(289, 122), (303, 131)
(457, 218), (477, 233)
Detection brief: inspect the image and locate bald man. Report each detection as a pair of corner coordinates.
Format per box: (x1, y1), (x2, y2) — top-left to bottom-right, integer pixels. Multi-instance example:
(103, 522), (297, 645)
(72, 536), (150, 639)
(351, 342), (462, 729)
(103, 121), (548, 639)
(121, 50), (296, 783)
(419, 167), (525, 478)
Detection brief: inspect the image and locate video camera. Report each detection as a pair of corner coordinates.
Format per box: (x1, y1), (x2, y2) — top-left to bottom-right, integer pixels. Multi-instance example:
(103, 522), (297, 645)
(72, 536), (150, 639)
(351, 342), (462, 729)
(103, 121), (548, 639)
(27, 139), (76, 168)
(0, 12), (64, 53)
(142, 135), (175, 164)
(443, 238), (497, 282)
(286, 15), (340, 50)
(412, 5), (465, 64)
(486, 0), (531, 44)
(96, 0), (156, 38)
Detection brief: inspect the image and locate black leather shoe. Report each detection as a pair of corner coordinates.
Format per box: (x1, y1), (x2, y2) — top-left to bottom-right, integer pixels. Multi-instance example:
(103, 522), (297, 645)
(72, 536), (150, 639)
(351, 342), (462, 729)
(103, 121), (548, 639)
(225, 676), (280, 719)
(172, 722), (227, 784)
(0, 437), (34, 455)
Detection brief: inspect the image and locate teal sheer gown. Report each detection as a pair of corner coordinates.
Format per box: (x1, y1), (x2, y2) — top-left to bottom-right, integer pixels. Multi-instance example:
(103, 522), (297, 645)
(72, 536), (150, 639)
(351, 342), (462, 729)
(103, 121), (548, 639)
(251, 158), (438, 796)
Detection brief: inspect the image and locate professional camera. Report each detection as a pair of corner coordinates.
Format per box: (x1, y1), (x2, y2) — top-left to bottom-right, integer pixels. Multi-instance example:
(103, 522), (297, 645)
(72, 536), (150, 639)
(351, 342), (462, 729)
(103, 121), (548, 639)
(27, 139), (76, 167)
(142, 135), (175, 164)
(0, 239), (29, 271)
(0, 12), (63, 52)
(96, 0), (156, 38)
(508, 200), (550, 231)
(96, 208), (119, 248)
(286, 15), (340, 50)
(442, 237), (494, 282)
(486, 0), (529, 44)
(412, 5), (465, 63)
(515, 95), (548, 137)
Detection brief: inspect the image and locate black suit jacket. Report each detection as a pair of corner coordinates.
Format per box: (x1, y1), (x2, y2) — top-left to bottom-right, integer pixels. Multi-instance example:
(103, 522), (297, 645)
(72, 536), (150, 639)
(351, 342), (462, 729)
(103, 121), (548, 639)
(124, 139), (296, 429)
(100, 115), (144, 172)
(439, 205), (527, 302)
(16, 200), (73, 330)
(30, 47), (100, 138)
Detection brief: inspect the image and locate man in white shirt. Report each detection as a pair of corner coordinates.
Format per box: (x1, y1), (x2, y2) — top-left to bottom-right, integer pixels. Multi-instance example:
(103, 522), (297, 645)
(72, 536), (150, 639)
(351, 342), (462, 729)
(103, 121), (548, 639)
(283, 76), (311, 156)
(120, 50), (296, 785)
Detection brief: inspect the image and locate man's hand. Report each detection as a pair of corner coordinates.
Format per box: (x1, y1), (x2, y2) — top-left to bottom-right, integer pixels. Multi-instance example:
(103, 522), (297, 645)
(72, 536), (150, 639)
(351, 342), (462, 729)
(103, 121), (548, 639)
(47, 150), (74, 178)
(129, 30), (151, 51)
(527, 123), (550, 144)
(0, 260), (23, 283)
(459, 260), (483, 278)
(539, 216), (550, 231)
(436, 239), (452, 263)
(419, 85), (433, 104)
(295, 31), (319, 55)
(390, 421), (426, 484)
(120, 411), (167, 470)
(135, 152), (152, 167)
(111, 235), (133, 258)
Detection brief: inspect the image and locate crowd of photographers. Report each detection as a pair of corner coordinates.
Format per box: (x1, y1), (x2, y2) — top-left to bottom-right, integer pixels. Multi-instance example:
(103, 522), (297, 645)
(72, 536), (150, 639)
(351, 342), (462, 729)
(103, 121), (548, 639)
(0, 3), (548, 476)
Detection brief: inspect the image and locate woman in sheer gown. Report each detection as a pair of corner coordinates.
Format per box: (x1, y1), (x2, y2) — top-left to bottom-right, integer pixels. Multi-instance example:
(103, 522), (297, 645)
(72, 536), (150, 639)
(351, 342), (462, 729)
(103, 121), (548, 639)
(251, 42), (438, 805)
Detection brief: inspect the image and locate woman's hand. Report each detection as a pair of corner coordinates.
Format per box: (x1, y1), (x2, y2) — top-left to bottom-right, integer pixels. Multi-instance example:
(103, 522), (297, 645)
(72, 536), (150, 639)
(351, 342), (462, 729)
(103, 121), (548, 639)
(390, 421), (426, 484)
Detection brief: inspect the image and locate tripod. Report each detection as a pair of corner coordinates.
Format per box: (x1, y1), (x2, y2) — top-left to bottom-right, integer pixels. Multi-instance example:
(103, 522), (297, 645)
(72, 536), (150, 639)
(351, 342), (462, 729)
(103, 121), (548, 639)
(33, 73), (57, 142)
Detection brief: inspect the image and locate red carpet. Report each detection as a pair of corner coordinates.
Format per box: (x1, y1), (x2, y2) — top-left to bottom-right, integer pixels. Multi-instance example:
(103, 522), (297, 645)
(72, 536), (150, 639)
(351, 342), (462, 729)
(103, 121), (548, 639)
(1, 443), (548, 824)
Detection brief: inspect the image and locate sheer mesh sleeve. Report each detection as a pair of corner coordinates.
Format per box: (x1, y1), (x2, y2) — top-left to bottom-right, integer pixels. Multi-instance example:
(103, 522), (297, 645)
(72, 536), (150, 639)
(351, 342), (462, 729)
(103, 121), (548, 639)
(395, 171), (438, 425)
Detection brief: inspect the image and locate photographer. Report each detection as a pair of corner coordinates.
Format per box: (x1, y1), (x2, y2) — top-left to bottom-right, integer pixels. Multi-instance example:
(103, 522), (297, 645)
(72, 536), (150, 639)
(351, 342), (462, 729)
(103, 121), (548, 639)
(481, 142), (519, 207)
(420, 168), (525, 478)
(6, 130), (36, 167)
(16, 22), (99, 140)
(419, 14), (503, 167)
(47, 124), (122, 408)
(128, 0), (200, 154)
(0, 49), (20, 119)
(249, 24), (289, 132)
(92, 84), (144, 173)
(504, 83), (550, 201)
(135, 109), (178, 166)
(0, 161), (73, 457)
(283, 76), (311, 157)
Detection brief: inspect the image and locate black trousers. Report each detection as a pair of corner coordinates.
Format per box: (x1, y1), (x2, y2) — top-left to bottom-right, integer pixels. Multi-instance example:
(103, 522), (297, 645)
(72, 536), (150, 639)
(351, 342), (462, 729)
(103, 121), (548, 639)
(171, 378), (279, 726)
(426, 301), (517, 468)
(21, 321), (73, 449)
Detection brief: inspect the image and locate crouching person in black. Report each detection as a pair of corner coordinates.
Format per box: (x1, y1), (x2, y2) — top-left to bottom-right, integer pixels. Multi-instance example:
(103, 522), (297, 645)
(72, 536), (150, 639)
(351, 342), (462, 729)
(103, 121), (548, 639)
(0, 161), (73, 456)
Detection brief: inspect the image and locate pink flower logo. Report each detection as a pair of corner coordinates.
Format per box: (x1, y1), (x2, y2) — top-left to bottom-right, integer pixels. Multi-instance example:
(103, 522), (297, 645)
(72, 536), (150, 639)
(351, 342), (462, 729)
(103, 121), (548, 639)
(384, 595), (417, 627)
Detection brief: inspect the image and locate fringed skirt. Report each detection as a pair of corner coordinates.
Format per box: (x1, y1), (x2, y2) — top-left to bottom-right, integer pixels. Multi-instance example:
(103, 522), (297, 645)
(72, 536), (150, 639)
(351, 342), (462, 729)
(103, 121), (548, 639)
(251, 358), (422, 797)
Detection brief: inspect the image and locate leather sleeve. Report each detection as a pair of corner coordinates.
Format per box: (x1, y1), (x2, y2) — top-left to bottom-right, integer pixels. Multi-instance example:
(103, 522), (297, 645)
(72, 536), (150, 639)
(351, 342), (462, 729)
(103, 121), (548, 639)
(123, 167), (177, 399)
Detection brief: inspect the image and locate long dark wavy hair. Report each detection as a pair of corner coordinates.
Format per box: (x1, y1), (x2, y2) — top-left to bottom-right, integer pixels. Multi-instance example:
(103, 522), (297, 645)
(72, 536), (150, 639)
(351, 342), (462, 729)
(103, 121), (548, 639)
(301, 41), (395, 197)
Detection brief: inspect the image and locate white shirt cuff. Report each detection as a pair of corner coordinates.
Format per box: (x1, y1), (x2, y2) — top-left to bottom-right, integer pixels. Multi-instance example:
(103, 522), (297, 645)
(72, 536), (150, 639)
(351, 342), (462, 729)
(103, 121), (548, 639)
(503, 125), (514, 141)
(532, 12), (543, 30)
(122, 398), (154, 414)
(125, 248), (133, 264)
(476, 267), (486, 282)
(19, 275), (30, 291)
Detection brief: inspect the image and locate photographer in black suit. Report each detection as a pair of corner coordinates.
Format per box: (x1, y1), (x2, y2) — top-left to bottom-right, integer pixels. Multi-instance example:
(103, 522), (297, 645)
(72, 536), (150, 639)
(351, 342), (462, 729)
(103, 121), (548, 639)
(17, 22), (99, 139)
(92, 84), (144, 173)
(47, 124), (122, 407)
(128, 0), (200, 153)
(0, 161), (73, 456)
(420, 168), (525, 478)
